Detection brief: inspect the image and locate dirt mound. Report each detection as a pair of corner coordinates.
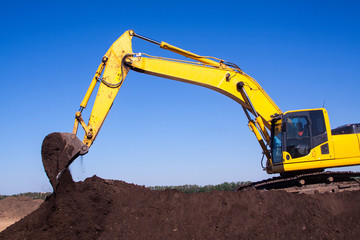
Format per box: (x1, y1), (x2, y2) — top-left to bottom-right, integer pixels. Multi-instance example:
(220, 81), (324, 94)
(0, 196), (43, 232)
(1, 174), (360, 240)
(0, 196), (43, 220)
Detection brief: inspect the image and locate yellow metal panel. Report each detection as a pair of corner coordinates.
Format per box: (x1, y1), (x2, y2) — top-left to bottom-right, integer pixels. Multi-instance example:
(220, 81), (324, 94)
(332, 134), (360, 159)
(282, 156), (360, 172)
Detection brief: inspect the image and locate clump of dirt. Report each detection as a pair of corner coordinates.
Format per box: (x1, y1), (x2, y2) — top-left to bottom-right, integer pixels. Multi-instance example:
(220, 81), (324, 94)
(41, 132), (88, 191)
(1, 174), (360, 240)
(41, 132), (68, 190)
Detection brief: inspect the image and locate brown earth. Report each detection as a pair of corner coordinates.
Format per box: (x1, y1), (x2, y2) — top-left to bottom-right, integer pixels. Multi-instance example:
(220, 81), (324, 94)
(0, 196), (43, 232)
(2, 133), (360, 239)
(1, 172), (360, 240)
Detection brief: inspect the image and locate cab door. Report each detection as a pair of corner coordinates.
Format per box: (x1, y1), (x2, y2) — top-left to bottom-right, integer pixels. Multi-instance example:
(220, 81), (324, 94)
(283, 110), (330, 162)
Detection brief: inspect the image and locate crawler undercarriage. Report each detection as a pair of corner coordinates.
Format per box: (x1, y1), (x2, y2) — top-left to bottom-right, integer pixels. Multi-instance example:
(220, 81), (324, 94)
(239, 171), (360, 194)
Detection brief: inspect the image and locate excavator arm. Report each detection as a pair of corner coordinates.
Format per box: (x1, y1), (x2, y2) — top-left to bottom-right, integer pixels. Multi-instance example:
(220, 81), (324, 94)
(42, 30), (282, 189)
(73, 31), (134, 147)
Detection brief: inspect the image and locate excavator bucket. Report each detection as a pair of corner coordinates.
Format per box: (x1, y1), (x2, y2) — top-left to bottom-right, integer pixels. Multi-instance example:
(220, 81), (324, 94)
(41, 132), (88, 190)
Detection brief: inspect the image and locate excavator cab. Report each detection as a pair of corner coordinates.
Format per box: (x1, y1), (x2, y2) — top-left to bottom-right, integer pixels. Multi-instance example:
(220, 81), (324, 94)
(269, 109), (330, 174)
(268, 108), (360, 175)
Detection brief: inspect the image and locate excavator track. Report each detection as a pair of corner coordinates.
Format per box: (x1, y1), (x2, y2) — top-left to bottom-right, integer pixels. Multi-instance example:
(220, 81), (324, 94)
(239, 171), (360, 194)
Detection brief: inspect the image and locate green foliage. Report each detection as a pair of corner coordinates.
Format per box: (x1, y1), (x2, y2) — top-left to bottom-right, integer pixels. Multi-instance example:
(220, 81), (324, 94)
(0, 181), (251, 199)
(149, 181), (250, 193)
(0, 192), (51, 200)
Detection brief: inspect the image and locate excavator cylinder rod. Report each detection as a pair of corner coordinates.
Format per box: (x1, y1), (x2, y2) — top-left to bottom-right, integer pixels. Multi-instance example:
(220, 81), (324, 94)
(132, 31), (161, 45)
(132, 30), (223, 68)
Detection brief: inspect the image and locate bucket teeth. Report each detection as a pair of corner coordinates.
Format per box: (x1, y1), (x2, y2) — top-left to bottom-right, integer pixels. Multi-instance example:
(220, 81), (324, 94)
(41, 132), (88, 191)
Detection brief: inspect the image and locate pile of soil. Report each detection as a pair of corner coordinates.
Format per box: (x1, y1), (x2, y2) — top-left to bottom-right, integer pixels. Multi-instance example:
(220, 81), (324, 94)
(1, 172), (360, 239)
(0, 196), (43, 232)
(0, 196), (43, 220)
(2, 134), (360, 239)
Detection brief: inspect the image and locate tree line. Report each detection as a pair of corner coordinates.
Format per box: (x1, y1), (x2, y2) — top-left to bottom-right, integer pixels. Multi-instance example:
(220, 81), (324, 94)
(0, 192), (50, 200)
(148, 181), (250, 193)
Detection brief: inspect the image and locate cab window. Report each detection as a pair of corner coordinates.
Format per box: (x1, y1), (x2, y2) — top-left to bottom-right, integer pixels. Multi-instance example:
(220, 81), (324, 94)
(285, 116), (311, 158)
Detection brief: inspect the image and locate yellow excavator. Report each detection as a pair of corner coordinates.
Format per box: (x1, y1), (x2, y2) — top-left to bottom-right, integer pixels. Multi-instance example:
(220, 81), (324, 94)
(42, 30), (360, 192)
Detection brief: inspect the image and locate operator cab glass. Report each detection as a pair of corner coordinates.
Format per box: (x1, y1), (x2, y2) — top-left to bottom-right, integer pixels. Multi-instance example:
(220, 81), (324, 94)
(285, 116), (311, 158)
(271, 120), (283, 164)
(270, 110), (327, 163)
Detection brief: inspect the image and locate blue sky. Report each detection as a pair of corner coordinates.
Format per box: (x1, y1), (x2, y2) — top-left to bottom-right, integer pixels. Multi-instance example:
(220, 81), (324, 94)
(1, 1), (359, 195)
